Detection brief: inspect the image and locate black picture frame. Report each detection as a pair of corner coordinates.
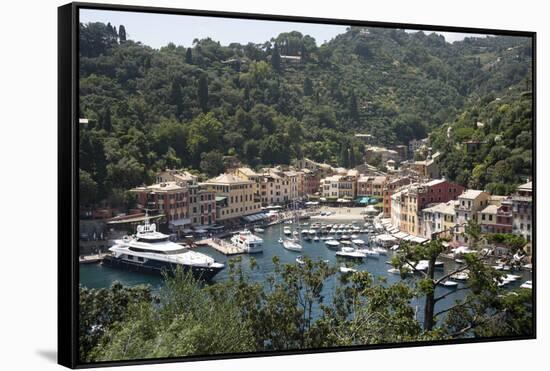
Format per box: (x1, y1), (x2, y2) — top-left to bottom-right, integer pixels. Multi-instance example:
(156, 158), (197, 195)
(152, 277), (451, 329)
(58, 2), (536, 368)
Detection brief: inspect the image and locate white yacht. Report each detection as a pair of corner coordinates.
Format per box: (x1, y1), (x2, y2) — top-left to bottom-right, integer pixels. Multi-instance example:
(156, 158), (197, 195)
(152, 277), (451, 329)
(231, 229), (264, 253)
(107, 218), (224, 280)
(283, 238), (303, 252)
(336, 247), (366, 259)
(326, 240), (341, 249)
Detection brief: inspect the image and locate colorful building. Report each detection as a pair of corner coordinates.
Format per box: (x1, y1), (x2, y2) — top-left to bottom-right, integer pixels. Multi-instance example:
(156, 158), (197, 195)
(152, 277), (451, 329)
(201, 174), (261, 222)
(511, 181), (533, 242)
(131, 182), (190, 229)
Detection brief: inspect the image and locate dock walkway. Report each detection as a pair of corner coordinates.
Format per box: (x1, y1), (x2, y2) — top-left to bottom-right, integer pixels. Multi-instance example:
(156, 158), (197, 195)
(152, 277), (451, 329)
(195, 238), (245, 255)
(79, 252), (109, 264)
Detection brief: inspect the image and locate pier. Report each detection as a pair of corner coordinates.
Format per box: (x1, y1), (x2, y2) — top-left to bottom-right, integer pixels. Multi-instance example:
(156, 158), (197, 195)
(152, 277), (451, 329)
(79, 252), (109, 264)
(195, 238), (245, 255)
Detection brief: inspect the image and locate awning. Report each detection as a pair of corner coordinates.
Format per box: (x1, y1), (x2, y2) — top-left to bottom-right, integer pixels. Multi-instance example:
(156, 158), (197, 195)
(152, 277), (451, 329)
(242, 213), (269, 222)
(107, 213), (164, 225)
(393, 231), (409, 239)
(215, 196), (227, 202)
(169, 218), (192, 227)
(356, 196), (371, 204)
(375, 234), (397, 242)
(305, 201), (319, 206)
(410, 236), (429, 244)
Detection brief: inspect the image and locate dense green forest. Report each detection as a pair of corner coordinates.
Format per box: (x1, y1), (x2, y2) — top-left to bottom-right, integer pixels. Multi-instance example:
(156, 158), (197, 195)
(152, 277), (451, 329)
(78, 22), (533, 205)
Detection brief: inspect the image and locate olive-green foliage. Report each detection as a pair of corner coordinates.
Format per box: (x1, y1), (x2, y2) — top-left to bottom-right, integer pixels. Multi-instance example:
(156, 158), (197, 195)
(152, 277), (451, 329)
(80, 247), (532, 362)
(78, 282), (152, 362)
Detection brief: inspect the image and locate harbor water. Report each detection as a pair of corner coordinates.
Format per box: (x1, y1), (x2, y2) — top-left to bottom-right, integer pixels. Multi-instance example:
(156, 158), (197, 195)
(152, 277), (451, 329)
(80, 220), (531, 324)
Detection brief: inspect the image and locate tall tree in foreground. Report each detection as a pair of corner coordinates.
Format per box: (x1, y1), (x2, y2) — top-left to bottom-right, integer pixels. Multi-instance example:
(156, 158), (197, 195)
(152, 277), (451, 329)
(392, 220), (532, 337)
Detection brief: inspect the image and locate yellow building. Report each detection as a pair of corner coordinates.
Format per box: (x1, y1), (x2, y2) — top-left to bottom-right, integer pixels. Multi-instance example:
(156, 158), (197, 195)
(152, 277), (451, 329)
(232, 167), (262, 204)
(201, 174), (261, 221)
(283, 170), (300, 200)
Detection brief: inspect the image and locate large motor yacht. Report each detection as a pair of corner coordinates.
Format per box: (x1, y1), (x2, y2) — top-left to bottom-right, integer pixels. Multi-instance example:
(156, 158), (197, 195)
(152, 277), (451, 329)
(105, 218), (224, 280)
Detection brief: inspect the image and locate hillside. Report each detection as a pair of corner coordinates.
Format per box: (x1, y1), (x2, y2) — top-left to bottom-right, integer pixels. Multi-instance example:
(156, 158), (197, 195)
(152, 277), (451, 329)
(78, 22), (533, 204)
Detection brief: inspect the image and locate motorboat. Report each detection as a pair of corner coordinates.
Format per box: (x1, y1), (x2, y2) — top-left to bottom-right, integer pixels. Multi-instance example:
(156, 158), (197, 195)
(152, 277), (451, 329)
(450, 271), (470, 281)
(339, 266), (358, 274)
(107, 217), (224, 280)
(352, 239), (366, 245)
(336, 247), (366, 259)
(313, 236), (320, 242)
(357, 248), (380, 258)
(253, 227), (264, 233)
(372, 247), (387, 255)
(326, 240), (341, 249)
(231, 229), (264, 253)
(282, 238), (303, 252)
(441, 280), (458, 288)
(520, 280), (532, 289)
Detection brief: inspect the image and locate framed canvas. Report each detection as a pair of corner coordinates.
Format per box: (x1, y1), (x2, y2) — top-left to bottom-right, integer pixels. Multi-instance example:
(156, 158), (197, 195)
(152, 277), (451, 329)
(58, 2), (536, 368)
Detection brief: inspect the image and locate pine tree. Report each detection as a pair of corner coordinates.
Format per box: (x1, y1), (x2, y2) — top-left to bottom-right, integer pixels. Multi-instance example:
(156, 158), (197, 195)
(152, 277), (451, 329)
(303, 77), (313, 96)
(198, 74), (209, 113)
(170, 78), (183, 118)
(349, 91), (359, 123)
(118, 25), (126, 43)
(349, 146), (356, 168)
(271, 44), (281, 72)
(100, 107), (112, 132)
(185, 48), (193, 64)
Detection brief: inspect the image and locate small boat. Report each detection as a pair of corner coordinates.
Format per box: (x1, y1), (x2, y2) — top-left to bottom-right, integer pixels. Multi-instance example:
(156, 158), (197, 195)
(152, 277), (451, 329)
(505, 274), (521, 281)
(308, 229), (317, 235)
(282, 238), (302, 252)
(434, 261), (445, 269)
(253, 227), (264, 233)
(339, 266), (357, 274)
(520, 280), (532, 289)
(352, 239), (366, 245)
(301, 229), (309, 235)
(283, 229), (292, 235)
(414, 260), (429, 271)
(442, 280), (458, 288)
(450, 271), (469, 281)
(336, 247), (366, 259)
(387, 268), (401, 274)
(293, 231), (299, 236)
(326, 240), (341, 249)
(313, 236), (320, 242)
(296, 256), (305, 265)
(341, 240), (353, 246)
(372, 247), (387, 255)
(351, 234), (359, 239)
(390, 244), (400, 251)
(455, 258), (465, 264)
(341, 235), (351, 240)
(278, 238), (283, 244)
(357, 248), (380, 257)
